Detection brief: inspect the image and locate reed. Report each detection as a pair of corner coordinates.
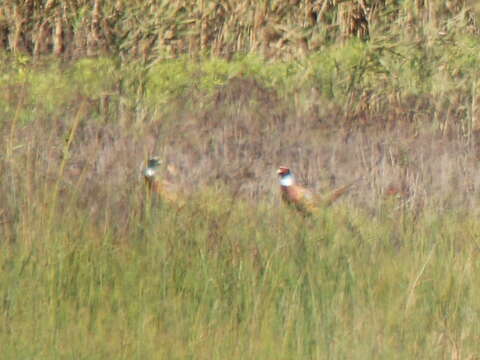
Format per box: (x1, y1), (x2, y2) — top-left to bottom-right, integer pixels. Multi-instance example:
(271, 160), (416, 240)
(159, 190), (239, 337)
(0, 0), (476, 60)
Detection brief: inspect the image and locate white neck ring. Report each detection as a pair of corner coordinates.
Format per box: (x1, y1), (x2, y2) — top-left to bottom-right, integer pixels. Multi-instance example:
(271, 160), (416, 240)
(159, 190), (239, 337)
(280, 174), (294, 187)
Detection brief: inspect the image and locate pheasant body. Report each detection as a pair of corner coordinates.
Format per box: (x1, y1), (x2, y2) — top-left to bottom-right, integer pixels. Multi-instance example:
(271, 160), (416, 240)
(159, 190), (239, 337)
(277, 166), (355, 215)
(144, 158), (182, 204)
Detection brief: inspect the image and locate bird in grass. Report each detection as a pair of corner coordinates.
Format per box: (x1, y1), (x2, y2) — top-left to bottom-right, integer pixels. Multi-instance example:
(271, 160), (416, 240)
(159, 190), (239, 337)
(143, 157), (182, 204)
(277, 166), (357, 215)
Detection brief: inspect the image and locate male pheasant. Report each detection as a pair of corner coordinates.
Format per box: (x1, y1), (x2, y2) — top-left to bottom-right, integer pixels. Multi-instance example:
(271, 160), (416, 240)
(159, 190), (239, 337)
(144, 157), (182, 204)
(277, 166), (356, 215)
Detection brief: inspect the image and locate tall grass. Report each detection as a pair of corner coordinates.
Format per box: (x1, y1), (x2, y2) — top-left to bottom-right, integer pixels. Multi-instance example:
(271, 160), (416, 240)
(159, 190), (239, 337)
(2, 167), (480, 358)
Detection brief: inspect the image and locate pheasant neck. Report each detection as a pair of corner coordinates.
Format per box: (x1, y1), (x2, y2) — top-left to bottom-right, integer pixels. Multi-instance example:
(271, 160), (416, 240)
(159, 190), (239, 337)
(280, 174), (295, 187)
(144, 168), (156, 177)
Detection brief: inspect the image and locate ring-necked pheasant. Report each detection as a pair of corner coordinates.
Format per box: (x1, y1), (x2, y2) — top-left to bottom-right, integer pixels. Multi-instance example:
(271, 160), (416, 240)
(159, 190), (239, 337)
(144, 157), (182, 204)
(277, 166), (356, 215)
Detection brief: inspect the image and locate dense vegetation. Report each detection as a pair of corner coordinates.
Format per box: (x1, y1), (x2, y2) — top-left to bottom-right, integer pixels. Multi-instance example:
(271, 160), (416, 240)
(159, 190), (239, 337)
(2, 0), (480, 358)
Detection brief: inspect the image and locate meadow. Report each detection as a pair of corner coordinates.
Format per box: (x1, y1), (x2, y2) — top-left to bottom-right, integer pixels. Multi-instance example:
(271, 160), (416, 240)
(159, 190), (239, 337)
(2, 0), (480, 358)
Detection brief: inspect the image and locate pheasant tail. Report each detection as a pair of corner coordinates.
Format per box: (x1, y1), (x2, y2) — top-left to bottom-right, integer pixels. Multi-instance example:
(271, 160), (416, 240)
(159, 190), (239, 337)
(321, 178), (361, 207)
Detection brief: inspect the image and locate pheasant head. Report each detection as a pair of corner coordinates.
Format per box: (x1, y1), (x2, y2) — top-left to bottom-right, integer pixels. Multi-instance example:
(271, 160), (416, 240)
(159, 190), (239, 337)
(144, 157), (161, 178)
(144, 157), (163, 192)
(277, 166), (295, 187)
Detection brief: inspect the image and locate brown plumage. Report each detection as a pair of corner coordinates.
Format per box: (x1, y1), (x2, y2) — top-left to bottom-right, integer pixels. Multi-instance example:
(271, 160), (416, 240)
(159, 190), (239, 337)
(144, 157), (182, 204)
(277, 166), (356, 215)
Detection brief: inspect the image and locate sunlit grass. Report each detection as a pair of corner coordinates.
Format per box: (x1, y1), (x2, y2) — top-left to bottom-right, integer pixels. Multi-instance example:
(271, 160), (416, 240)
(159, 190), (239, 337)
(1, 170), (480, 359)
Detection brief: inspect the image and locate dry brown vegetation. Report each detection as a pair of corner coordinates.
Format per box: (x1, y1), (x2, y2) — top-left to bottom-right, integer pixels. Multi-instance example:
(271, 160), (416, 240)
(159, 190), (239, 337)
(3, 71), (480, 235)
(1, 0), (479, 59)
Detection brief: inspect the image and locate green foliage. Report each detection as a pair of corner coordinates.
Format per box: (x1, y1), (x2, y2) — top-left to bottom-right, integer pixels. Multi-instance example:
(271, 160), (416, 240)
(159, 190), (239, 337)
(28, 64), (75, 113)
(0, 57), (124, 124)
(2, 31), (480, 127)
(199, 58), (236, 91)
(146, 58), (196, 105)
(305, 40), (369, 101)
(71, 57), (119, 98)
(2, 187), (480, 358)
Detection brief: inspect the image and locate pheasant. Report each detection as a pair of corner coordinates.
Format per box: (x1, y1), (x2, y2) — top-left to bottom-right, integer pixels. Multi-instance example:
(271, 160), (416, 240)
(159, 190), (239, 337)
(144, 157), (182, 204)
(277, 166), (356, 215)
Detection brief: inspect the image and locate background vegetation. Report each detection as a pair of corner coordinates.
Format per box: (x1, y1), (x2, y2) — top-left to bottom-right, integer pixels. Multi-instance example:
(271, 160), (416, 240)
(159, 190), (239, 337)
(2, 0), (480, 358)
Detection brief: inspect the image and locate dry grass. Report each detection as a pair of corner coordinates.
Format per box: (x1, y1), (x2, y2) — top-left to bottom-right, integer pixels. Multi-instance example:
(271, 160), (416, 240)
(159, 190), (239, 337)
(2, 65), (480, 235)
(1, 0), (478, 60)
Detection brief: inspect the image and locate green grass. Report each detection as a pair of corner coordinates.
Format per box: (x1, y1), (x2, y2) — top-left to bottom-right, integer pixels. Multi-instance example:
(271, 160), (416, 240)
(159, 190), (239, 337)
(2, 185), (480, 358)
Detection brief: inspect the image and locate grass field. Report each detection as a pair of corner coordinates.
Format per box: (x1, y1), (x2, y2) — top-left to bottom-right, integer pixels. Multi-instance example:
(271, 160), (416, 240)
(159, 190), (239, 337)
(2, 174), (480, 358)
(3, 163), (480, 358)
(2, 1), (480, 358)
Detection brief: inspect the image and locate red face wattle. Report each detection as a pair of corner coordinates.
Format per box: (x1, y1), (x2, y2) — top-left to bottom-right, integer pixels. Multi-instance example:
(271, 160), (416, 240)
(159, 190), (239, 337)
(277, 167), (290, 177)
